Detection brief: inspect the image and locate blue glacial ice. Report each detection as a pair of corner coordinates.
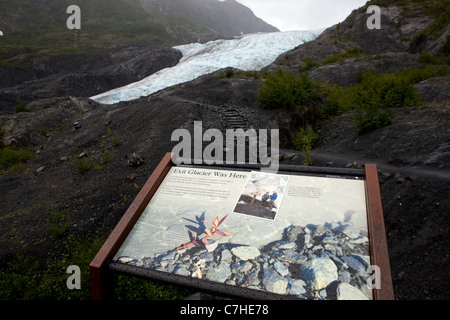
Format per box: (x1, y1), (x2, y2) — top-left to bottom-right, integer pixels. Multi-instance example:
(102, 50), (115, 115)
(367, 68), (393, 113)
(90, 30), (323, 105)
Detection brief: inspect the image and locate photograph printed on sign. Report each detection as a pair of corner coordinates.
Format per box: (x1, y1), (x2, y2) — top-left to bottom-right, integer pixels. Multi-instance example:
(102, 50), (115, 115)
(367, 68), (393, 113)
(233, 171), (289, 221)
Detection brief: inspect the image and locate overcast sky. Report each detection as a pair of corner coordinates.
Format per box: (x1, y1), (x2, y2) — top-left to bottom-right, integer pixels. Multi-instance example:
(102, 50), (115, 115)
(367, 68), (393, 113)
(234, 0), (369, 31)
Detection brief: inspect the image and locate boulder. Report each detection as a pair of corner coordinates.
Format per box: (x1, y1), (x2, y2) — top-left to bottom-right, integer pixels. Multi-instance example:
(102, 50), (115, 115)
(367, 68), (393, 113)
(231, 246), (260, 261)
(337, 283), (369, 300)
(262, 268), (288, 295)
(300, 258), (338, 290)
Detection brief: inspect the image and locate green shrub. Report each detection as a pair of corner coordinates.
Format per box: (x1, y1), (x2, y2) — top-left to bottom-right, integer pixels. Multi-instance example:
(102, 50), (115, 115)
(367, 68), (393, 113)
(341, 48), (365, 59)
(112, 134), (121, 147)
(353, 108), (392, 134)
(410, 31), (427, 50)
(0, 230), (192, 300)
(0, 231), (106, 300)
(321, 84), (356, 116)
(219, 68), (234, 79)
(100, 148), (111, 164)
(299, 58), (320, 72)
(257, 70), (320, 110)
(74, 157), (91, 174)
(245, 71), (260, 78)
(321, 68), (425, 118)
(14, 102), (29, 113)
(46, 210), (70, 238)
(293, 125), (319, 166)
(0, 147), (32, 168)
(293, 125), (319, 152)
(224, 68), (234, 78)
(39, 128), (49, 136)
(442, 35), (450, 55)
(349, 71), (422, 133)
(265, 66), (441, 135)
(355, 71), (423, 109)
(322, 48), (365, 65)
(399, 65), (450, 84)
(319, 67), (433, 133)
(417, 51), (447, 65)
(322, 55), (341, 65)
(0, 242), (41, 300)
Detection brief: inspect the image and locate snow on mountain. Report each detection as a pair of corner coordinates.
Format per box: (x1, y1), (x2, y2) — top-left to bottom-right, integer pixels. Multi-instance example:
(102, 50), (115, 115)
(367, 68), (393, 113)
(90, 30), (323, 105)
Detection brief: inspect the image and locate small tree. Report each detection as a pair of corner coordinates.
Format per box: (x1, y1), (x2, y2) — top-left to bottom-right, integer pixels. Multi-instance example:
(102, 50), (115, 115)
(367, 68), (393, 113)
(293, 125), (319, 166)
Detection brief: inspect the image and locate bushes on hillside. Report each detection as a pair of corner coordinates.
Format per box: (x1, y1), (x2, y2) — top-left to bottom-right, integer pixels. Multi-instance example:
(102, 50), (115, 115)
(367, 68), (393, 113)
(356, 71), (422, 109)
(350, 71), (423, 132)
(257, 70), (321, 110)
(0, 147), (32, 169)
(320, 66), (450, 132)
(258, 65), (450, 135)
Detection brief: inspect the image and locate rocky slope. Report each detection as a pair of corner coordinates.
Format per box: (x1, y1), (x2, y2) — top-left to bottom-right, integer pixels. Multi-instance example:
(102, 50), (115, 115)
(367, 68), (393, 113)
(0, 0), (277, 41)
(0, 44), (182, 113)
(0, 0), (449, 300)
(267, 0), (449, 82)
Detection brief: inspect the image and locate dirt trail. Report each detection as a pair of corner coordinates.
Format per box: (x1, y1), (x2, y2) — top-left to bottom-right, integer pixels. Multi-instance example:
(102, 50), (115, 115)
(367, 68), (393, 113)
(310, 150), (450, 181)
(278, 147), (450, 180)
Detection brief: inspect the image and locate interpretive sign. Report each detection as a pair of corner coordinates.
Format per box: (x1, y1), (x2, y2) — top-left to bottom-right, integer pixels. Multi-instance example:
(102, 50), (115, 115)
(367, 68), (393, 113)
(90, 153), (394, 300)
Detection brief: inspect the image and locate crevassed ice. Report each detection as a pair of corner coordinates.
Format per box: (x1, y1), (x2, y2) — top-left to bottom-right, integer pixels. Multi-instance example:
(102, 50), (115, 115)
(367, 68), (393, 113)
(90, 30), (323, 105)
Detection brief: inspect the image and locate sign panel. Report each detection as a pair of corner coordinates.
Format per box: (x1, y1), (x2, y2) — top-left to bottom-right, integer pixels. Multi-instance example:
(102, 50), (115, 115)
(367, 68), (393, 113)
(113, 166), (373, 300)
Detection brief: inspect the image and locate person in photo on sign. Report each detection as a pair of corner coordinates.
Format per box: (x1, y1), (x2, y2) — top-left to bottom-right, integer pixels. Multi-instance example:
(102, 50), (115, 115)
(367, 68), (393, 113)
(269, 191), (278, 208)
(260, 191), (270, 208)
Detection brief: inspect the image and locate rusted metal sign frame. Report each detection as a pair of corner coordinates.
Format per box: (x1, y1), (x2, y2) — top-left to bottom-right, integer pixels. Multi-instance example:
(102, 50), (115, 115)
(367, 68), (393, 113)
(364, 164), (395, 300)
(89, 153), (394, 300)
(89, 152), (174, 300)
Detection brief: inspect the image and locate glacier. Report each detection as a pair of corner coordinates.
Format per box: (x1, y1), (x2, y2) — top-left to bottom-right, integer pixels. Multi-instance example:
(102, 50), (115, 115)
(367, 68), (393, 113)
(90, 30), (323, 105)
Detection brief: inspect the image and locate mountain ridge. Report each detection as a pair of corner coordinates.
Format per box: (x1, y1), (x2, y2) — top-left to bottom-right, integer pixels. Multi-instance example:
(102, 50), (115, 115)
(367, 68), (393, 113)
(139, 0), (279, 42)
(0, 0), (278, 43)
